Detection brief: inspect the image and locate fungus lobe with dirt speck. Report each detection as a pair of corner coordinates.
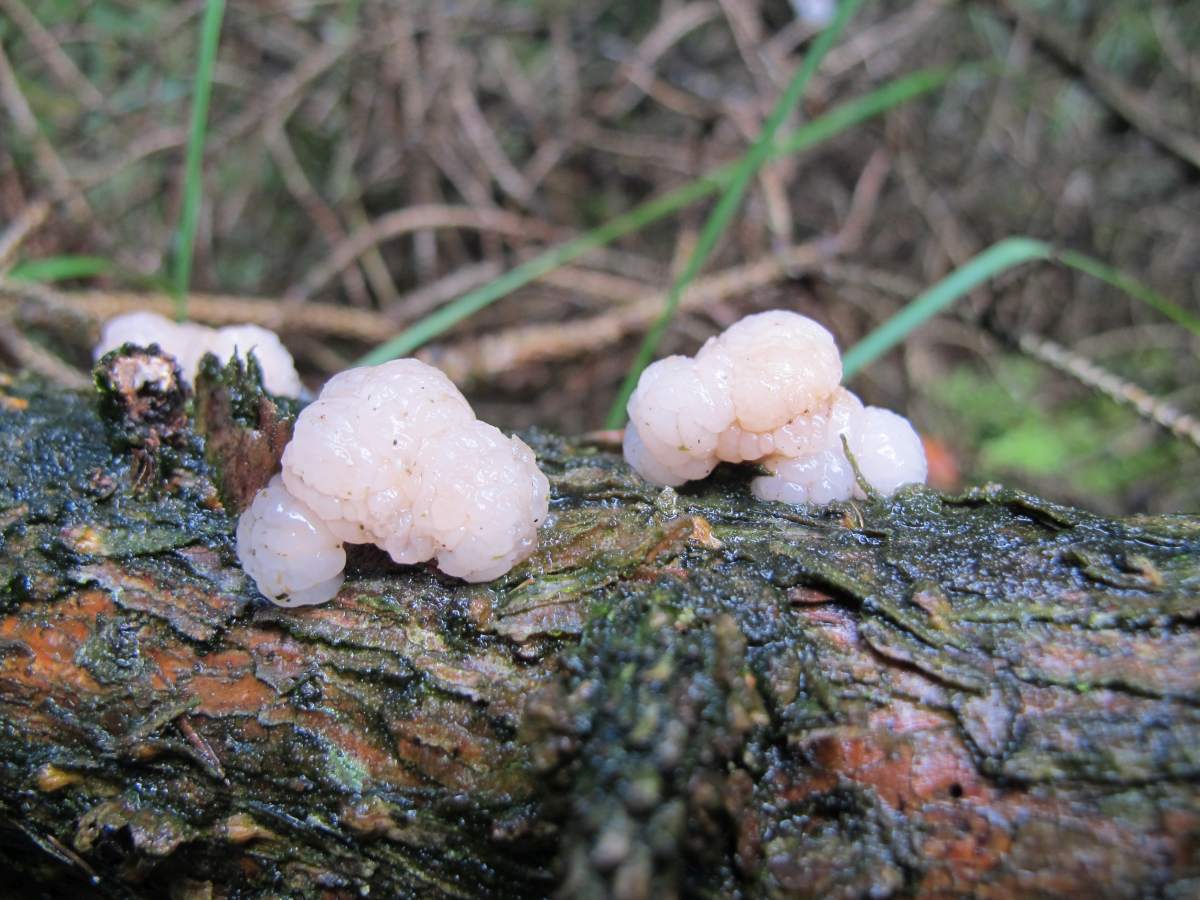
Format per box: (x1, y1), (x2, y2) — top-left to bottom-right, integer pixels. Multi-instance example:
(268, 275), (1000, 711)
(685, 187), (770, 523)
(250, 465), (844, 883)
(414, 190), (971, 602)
(623, 310), (927, 502)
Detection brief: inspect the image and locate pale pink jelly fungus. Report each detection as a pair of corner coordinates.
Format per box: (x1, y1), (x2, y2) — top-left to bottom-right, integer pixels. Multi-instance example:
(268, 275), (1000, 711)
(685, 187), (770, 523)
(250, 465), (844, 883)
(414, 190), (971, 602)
(236, 359), (549, 605)
(622, 310), (927, 503)
(95, 311), (303, 398)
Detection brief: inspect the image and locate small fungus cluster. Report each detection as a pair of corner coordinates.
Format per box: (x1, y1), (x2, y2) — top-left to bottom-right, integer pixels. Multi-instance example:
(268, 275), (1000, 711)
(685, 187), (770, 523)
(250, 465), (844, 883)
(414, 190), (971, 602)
(95, 311), (303, 398)
(237, 360), (550, 606)
(623, 310), (927, 503)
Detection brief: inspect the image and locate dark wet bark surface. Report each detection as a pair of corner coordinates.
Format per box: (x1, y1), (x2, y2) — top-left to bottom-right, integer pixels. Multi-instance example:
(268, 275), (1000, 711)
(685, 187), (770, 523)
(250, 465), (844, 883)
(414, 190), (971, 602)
(1, 364), (1198, 899)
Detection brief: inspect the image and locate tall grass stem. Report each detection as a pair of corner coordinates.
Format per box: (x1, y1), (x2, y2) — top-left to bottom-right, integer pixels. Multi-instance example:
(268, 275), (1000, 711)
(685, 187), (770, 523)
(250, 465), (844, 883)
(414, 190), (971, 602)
(171, 0), (226, 321)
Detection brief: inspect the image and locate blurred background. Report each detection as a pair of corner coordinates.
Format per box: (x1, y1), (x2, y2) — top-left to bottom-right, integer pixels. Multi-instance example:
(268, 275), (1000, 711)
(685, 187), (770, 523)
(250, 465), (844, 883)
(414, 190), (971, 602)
(1, 0), (1198, 514)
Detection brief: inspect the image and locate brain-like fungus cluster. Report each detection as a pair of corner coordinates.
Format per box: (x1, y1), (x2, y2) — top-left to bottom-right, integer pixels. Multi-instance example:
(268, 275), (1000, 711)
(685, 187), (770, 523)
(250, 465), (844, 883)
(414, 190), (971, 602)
(95, 311), (303, 398)
(623, 310), (927, 503)
(237, 360), (550, 606)
(213, 311), (916, 608)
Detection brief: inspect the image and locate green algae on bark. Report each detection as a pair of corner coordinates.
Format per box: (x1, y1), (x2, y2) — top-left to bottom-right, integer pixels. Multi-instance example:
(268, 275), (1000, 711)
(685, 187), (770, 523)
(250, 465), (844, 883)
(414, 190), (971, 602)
(192, 352), (296, 514)
(0, 369), (1198, 899)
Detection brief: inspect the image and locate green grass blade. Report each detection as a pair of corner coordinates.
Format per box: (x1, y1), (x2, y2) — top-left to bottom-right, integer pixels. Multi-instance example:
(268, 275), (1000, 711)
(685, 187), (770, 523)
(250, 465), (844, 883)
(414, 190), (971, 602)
(772, 65), (957, 161)
(841, 237), (1199, 378)
(170, 0), (226, 321)
(842, 238), (1052, 377)
(7, 255), (114, 283)
(354, 64), (958, 368)
(1056, 249), (1200, 336)
(604, 0), (866, 429)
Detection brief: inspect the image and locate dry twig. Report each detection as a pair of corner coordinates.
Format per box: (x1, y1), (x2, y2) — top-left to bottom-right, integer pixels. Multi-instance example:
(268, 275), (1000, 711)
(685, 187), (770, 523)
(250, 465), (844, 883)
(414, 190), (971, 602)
(0, 313), (89, 389)
(2, 260), (654, 353)
(597, 2), (719, 118)
(0, 42), (88, 220)
(266, 126), (371, 308)
(718, 0), (780, 92)
(422, 238), (840, 385)
(215, 38), (353, 150)
(0, 281), (392, 345)
(1017, 331), (1200, 450)
(388, 262), (503, 322)
(0, 199), (48, 272)
(0, 0), (104, 109)
(288, 205), (569, 301)
(77, 128), (188, 191)
(451, 66), (533, 206)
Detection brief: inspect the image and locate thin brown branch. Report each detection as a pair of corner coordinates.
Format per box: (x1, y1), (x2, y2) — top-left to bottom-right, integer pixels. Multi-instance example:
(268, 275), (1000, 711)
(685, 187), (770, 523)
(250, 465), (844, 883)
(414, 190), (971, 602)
(346, 201), (402, 307)
(1, 260), (652, 352)
(265, 126), (371, 308)
(392, 11), (443, 281)
(837, 148), (891, 255)
(76, 128), (187, 191)
(0, 280), (392, 346)
(388, 262), (503, 323)
(718, 0), (780, 92)
(0, 311), (89, 389)
(576, 123), (698, 175)
(288, 205), (569, 302)
(535, 266), (656, 307)
(724, 101), (794, 250)
(820, 261), (920, 299)
(485, 38), (539, 121)
(522, 138), (570, 195)
(0, 198), (48, 272)
(0, 42), (88, 220)
(424, 238), (841, 385)
(614, 67), (715, 120)
(576, 247), (668, 285)
(0, 0), (104, 109)
(424, 127), (495, 210)
(821, 0), (942, 79)
(597, 1), (720, 118)
(213, 37), (352, 150)
(451, 66), (533, 206)
(1017, 331), (1200, 449)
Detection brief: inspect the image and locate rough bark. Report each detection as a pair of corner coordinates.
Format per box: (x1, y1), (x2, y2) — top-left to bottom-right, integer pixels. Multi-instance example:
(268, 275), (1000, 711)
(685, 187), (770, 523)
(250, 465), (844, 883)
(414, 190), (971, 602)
(0, 365), (1198, 899)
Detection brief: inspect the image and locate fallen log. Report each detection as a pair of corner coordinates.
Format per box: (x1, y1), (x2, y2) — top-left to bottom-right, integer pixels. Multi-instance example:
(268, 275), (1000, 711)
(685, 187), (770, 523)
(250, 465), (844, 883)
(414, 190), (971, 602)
(0, 361), (1198, 899)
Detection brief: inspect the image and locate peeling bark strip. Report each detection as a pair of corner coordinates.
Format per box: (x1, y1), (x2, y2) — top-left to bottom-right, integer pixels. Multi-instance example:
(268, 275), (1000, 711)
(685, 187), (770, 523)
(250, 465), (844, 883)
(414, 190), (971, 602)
(1, 371), (1199, 898)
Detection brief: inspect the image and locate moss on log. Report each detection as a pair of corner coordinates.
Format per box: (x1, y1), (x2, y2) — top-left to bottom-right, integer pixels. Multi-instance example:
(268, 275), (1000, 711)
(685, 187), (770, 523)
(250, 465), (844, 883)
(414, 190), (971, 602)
(0, 366), (1198, 899)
